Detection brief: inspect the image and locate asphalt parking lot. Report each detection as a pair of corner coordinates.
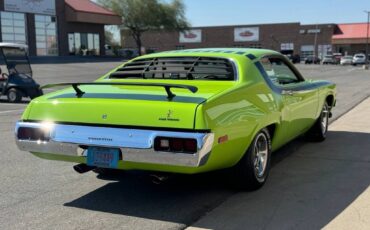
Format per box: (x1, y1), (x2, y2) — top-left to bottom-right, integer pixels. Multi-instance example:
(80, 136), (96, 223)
(0, 62), (369, 229)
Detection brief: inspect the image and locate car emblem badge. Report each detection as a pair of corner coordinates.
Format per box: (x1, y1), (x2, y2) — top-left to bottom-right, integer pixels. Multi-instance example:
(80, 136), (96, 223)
(167, 110), (173, 119)
(102, 114), (108, 120)
(159, 109), (180, 122)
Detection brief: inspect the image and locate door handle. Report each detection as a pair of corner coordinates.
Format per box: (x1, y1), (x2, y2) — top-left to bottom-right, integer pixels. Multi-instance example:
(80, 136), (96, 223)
(281, 90), (294, 96)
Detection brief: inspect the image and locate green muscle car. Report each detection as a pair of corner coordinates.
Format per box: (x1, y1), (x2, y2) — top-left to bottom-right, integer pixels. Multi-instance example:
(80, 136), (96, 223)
(15, 48), (336, 190)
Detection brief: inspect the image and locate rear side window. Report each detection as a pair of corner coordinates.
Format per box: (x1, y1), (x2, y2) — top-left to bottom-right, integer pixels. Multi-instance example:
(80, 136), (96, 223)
(109, 57), (236, 81)
(260, 57), (302, 85)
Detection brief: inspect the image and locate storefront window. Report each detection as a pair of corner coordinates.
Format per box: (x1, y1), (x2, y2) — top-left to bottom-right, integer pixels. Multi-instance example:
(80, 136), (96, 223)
(301, 45), (314, 59)
(68, 33), (100, 56)
(318, 44), (332, 59)
(1, 11), (27, 44)
(35, 14), (58, 56)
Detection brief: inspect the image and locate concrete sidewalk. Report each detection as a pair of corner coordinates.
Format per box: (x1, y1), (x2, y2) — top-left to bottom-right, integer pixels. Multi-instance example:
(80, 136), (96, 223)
(187, 98), (370, 230)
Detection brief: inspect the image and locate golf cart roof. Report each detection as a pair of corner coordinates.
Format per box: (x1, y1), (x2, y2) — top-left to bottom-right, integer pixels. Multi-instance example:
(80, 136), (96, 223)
(0, 43), (28, 49)
(0, 42), (32, 77)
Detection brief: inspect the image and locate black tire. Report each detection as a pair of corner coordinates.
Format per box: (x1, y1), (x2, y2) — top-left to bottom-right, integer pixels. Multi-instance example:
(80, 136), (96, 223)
(7, 88), (22, 103)
(231, 128), (272, 190)
(307, 102), (329, 142)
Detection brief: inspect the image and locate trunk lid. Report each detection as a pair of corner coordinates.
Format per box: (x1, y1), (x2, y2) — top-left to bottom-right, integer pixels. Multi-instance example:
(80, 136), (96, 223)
(26, 80), (236, 129)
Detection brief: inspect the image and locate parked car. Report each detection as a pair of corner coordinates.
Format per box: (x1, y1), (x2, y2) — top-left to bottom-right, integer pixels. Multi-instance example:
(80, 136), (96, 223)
(352, 53), (366, 65)
(340, 56), (353, 65)
(322, 55), (334, 64)
(305, 55), (321, 64)
(0, 43), (43, 103)
(332, 53), (343, 65)
(15, 48), (336, 190)
(287, 54), (301, 64)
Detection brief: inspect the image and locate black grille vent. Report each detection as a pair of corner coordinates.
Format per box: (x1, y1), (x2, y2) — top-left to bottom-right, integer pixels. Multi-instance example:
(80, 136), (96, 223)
(109, 57), (235, 80)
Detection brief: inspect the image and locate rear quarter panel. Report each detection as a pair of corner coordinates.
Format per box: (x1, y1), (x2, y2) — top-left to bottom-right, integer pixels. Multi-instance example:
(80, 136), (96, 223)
(194, 59), (281, 171)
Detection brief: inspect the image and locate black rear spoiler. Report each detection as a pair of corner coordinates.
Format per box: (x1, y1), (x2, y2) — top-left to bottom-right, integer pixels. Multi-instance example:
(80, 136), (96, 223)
(41, 82), (198, 99)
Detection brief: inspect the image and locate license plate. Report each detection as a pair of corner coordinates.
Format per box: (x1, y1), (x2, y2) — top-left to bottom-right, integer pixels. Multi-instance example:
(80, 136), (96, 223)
(87, 147), (119, 168)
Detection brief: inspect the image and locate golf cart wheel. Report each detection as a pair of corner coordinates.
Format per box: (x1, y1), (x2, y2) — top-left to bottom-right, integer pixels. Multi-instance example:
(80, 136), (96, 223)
(7, 88), (22, 103)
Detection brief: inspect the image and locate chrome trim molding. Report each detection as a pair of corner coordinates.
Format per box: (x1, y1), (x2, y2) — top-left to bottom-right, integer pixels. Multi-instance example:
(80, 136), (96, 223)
(15, 121), (214, 167)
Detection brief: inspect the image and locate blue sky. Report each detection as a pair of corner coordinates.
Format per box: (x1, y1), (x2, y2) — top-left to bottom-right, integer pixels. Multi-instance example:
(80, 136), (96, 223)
(183, 0), (370, 26)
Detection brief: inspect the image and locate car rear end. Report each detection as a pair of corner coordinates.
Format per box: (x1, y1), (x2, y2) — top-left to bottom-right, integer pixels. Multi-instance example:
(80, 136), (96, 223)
(353, 54), (366, 65)
(340, 56), (353, 65)
(15, 54), (242, 174)
(322, 55), (334, 64)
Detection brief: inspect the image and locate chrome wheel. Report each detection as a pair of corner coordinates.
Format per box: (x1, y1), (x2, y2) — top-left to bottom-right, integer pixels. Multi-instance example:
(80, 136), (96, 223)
(253, 133), (268, 179)
(8, 91), (16, 101)
(7, 88), (22, 103)
(321, 103), (329, 135)
(232, 128), (271, 190)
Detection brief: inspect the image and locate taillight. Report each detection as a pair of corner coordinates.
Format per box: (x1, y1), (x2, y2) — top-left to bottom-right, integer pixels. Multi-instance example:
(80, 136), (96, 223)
(17, 127), (50, 142)
(154, 137), (198, 153)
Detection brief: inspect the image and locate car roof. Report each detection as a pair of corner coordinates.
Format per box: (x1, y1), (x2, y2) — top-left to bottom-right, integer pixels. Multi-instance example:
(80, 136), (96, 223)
(0, 42), (28, 49)
(137, 48), (280, 61)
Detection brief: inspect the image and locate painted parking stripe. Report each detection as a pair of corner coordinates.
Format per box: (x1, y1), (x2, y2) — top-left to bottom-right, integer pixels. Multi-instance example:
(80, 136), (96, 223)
(0, 109), (24, 114)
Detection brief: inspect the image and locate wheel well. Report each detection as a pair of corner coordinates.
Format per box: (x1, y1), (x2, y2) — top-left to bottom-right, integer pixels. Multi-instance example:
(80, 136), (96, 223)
(266, 123), (276, 140)
(6, 87), (21, 93)
(326, 95), (335, 107)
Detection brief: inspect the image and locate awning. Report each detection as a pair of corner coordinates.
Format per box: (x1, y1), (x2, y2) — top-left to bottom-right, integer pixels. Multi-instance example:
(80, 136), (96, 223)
(333, 23), (370, 45)
(65, 0), (122, 25)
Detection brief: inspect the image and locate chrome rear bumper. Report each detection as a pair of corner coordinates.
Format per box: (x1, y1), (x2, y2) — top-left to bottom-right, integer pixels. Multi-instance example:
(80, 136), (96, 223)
(15, 121), (214, 167)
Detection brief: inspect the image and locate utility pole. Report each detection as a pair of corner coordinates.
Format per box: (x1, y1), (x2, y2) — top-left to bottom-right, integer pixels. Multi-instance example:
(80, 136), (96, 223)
(365, 11), (370, 64)
(314, 24), (318, 58)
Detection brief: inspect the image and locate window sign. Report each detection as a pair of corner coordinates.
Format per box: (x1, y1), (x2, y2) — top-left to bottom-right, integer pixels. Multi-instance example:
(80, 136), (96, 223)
(307, 29), (321, 34)
(5, 0), (56, 15)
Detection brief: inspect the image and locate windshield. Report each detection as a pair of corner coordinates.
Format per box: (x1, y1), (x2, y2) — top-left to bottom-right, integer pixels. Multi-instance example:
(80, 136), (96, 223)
(109, 57), (236, 81)
(1, 47), (32, 77)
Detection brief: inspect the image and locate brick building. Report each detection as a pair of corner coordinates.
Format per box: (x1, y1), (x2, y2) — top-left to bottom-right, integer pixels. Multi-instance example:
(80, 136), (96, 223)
(121, 22), (336, 59)
(0, 0), (121, 56)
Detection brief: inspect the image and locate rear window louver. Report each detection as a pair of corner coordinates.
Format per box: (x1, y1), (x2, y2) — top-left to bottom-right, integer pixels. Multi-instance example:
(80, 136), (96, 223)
(109, 57), (235, 80)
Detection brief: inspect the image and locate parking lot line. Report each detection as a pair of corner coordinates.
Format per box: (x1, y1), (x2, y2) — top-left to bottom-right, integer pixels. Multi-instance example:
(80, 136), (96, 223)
(0, 109), (24, 114)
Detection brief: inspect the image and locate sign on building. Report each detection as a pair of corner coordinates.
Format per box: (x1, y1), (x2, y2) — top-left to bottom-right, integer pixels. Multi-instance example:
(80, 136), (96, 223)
(5, 0), (56, 15)
(179, 29), (202, 43)
(234, 27), (259, 42)
(281, 43), (294, 51)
